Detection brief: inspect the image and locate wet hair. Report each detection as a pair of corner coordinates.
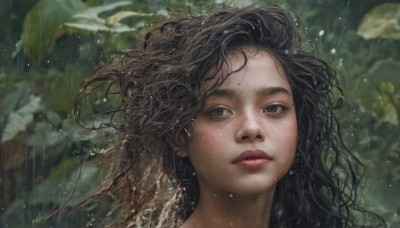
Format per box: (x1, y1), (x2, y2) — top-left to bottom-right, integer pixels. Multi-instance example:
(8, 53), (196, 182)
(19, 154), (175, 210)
(75, 5), (384, 228)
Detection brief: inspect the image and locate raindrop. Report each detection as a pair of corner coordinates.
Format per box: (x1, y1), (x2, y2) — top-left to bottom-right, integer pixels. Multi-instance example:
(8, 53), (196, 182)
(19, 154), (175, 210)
(363, 78), (368, 83)
(289, 170), (294, 175)
(284, 49), (289, 55)
(27, 63), (30, 67)
(192, 172), (196, 176)
(318, 30), (325, 36)
(46, 59), (50, 64)
(103, 98), (107, 102)
(201, 20), (205, 25)
(223, 30), (228, 34)
(276, 208), (284, 217)
(330, 48), (336, 54)
(229, 193), (234, 199)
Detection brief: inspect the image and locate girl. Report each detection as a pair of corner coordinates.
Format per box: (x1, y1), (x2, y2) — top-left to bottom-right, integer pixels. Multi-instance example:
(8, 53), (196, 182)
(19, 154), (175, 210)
(75, 5), (384, 228)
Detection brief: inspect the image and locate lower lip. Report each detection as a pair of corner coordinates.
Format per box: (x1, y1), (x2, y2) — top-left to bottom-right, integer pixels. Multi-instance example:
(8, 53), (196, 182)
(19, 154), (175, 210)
(235, 159), (269, 169)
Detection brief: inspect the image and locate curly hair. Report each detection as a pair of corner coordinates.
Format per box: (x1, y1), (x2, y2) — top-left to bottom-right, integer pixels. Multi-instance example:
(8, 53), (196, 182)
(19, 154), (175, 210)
(75, 5), (384, 228)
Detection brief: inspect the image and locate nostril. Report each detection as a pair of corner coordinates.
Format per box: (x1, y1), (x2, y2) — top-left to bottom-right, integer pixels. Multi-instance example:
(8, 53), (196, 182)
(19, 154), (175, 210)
(241, 135), (250, 140)
(256, 134), (263, 140)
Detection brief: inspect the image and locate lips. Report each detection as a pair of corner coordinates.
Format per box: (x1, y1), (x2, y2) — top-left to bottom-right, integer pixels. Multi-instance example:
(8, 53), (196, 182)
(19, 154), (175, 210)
(232, 150), (272, 169)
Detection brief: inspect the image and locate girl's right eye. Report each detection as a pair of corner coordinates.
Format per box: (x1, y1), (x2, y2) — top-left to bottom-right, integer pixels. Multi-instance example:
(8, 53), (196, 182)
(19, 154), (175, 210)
(208, 107), (232, 117)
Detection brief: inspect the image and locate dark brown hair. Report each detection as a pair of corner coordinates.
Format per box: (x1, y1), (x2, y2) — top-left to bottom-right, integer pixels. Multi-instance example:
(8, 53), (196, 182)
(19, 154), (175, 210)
(75, 5), (384, 228)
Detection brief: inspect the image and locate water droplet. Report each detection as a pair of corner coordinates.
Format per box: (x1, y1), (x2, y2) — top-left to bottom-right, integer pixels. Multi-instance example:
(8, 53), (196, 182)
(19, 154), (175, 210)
(318, 30), (325, 36)
(192, 172), (196, 176)
(284, 49), (289, 55)
(330, 48), (336, 54)
(229, 193), (234, 199)
(103, 98), (107, 102)
(289, 170), (294, 175)
(223, 30), (228, 34)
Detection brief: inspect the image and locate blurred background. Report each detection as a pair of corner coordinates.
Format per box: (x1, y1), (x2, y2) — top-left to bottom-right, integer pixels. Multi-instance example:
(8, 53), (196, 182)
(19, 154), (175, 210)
(0, 0), (399, 227)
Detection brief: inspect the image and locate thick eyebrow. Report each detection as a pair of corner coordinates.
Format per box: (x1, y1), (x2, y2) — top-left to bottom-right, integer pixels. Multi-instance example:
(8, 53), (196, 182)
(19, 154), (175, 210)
(257, 86), (292, 97)
(208, 86), (292, 99)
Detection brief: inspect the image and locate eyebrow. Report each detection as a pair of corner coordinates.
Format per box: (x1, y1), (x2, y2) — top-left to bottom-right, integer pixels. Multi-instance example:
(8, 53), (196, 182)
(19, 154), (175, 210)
(208, 86), (292, 99)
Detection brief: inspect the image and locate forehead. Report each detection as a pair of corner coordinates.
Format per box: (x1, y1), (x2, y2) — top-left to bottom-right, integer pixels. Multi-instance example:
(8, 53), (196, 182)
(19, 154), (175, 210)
(202, 47), (290, 92)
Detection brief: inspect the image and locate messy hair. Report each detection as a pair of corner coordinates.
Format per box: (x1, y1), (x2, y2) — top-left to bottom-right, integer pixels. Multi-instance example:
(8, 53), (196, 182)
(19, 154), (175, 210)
(75, 5), (384, 228)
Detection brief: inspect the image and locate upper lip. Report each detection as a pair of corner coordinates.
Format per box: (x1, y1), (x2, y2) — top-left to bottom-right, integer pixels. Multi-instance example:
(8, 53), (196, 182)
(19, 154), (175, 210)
(232, 150), (272, 163)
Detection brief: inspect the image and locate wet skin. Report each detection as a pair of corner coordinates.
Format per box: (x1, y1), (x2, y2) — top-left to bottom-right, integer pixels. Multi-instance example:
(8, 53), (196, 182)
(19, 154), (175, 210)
(179, 48), (298, 228)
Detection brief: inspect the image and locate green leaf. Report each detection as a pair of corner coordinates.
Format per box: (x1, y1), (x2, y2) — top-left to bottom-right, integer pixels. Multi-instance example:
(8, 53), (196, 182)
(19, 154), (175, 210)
(357, 3), (400, 40)
(63, 1), (151, 33)
(70, 0), (131, 24)
(20, 0), (86, 61)
(357, 59), (400, 126)
(368, 59), (400, 90)
(106, 11), (152, 25)
(1, 95), (42, 142)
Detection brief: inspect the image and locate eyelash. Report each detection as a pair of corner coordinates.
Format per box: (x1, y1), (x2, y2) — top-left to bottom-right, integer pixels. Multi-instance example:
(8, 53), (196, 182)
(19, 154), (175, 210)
(208, 107), (232, 117)
(264, 104), (286, 114)
(206, 104), (287, 118)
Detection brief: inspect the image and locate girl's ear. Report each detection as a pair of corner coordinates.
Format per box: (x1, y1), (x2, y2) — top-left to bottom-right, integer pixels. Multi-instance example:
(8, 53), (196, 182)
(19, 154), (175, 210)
(176, 148), (189, 157)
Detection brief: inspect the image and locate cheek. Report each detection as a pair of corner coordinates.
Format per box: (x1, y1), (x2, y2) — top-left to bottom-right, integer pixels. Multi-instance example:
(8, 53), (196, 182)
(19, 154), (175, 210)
(191, 128), (226, 156)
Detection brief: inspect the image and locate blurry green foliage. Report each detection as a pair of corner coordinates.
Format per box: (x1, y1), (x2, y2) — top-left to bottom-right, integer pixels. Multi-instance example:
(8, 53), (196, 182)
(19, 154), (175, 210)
(357, 3), (400, 40)
(64, 1), (151, 33)
(0, 0), (399, 227)
(19, 0), (86, 62)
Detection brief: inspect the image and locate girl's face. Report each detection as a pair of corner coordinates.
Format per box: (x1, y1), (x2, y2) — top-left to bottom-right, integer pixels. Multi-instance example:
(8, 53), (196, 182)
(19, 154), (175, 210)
(179, 49), (298, 196)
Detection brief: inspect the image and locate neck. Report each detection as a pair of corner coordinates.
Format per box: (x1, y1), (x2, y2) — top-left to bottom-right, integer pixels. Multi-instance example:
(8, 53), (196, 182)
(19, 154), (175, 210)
(181, 187), (275, 228)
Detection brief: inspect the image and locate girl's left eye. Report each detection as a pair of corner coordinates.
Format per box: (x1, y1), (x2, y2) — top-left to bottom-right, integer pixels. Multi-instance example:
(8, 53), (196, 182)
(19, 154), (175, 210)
(264, 105), (285, 114)
(208, 107), (232, 117)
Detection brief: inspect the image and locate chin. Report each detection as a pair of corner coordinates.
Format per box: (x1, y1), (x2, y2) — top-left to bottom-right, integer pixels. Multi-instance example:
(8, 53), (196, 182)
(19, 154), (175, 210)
(229, 183), (276, 197)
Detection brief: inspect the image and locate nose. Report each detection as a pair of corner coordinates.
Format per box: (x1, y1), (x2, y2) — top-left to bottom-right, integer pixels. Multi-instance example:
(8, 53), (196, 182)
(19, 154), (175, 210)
(236, 111), (265, 142)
